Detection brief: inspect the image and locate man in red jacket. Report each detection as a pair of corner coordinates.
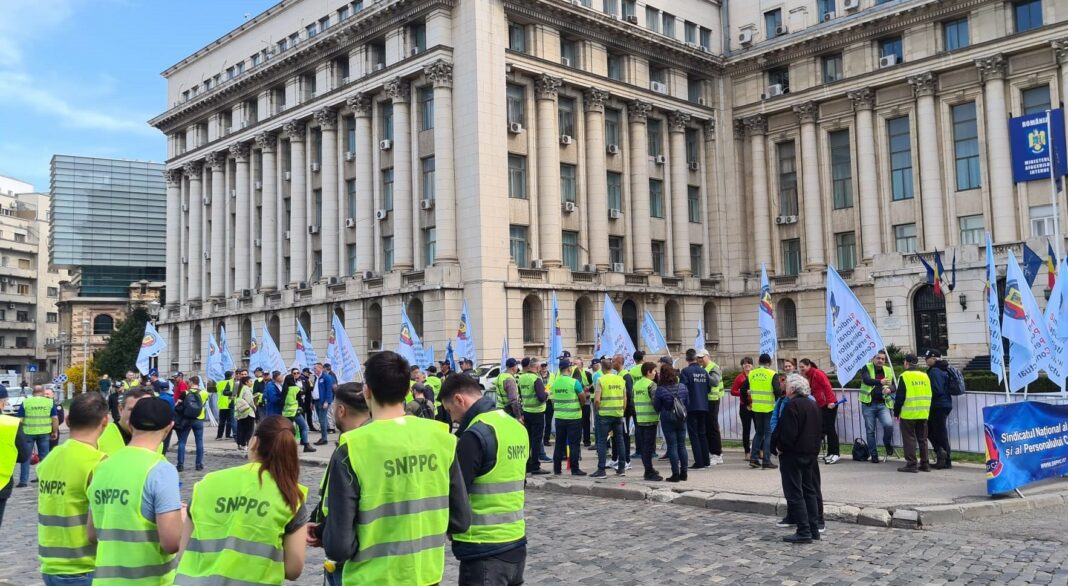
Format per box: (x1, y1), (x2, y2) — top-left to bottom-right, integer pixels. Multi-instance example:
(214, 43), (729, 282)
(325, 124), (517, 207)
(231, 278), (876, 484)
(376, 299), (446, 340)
(730, 357), (755, 460)
(800, 359), (839, 464)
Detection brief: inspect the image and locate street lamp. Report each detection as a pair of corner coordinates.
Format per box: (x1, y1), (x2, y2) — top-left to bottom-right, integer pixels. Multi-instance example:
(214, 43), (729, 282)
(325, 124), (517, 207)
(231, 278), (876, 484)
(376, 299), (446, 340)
(82, 318), (90, 394)
(147, 299), (161, 320)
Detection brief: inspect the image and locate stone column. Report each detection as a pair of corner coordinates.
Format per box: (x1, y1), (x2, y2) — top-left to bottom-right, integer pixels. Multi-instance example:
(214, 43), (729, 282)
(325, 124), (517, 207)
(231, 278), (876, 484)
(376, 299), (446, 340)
(206, 153), (226, 298)
(668, 110), (692, 276)
(165, 169), (182, 306)
(1055, 39), (1068, 116)
(584, 87), (610, 270)
(284, 121), (308, 285)
(345, 94), (375, 274)
(535, 74), (563, 267)
(908, 72), (946, 250)
(793, 101), (826, 269)
(425, 60), (457, 265)
(703, 117), (724, 276)
(315, 108), (340, 279)
(231, 142), (252, 293)
(185, 162), (204, 302)
(385, 77), (414, 271)
(977, 54), (1016, 243)
(848, 88), (882, 260)
(628, 100), (654, 274)
(744, 115), (771, 268)
(256, 132), (279, 290)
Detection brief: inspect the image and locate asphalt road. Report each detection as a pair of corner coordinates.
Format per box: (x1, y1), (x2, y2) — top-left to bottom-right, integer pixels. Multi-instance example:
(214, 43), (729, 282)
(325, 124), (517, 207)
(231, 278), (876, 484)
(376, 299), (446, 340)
(3, 453), (1068, 585)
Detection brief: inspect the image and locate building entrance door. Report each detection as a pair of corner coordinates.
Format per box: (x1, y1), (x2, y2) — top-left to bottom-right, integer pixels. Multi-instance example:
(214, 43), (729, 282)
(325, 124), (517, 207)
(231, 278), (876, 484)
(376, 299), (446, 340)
(913, 285), (948, 355)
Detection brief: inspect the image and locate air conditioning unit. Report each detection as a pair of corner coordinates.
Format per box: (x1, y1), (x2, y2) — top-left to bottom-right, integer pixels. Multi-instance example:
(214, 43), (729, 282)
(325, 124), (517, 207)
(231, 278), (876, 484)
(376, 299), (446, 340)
(879, 54), (898, 68)
(241, 289), (252, 298)
(230, 189), (237, 198)
(606, 144), (620, 155)
(786, 215), (798, 224)
(345, 217), (356, 228)
(327, 276), (341, 285)
(181, 203), (189, 212)
(203, 251), (210, 260)
(342, 76), (350, 84)
(374, 63), (385, 71)
(612, 262), (625, 272)
(380, 139), (393, 150)
(654, 154), (667, 165)
(253, 180), (261, 190)
(203, 196), (211, 206)
(608, 208), (622, 219)
(775, 215), (786, 225)
(688, 161), (700, 171)
(582, 263), (596, 272)
(298, 281), (310, 290)
(362, 271), (377, 280)
(284, 171), (292, 181)
(699, 45), (710, 53)
(224, 126), (233, 135)
(686, 42), (698, 49)
(308, 225), (320, 234)
(420, 199), (435, 210)
(411, 46), (421, 56)
(697, 97), (707, 106)
(764, 84), (785, 98)
(181, 256), (188, 264)
(775, 25), (787, 36)
(531, 259), (545, 269)
(508, 122), (524, 134)
(822, 11), (836, 22)
(561, 57), (572, 67)
(559, 135), (573, 145)
(375, 209), (388, 220)
(775, 215), (799, 225)
(739, 29), (754, 46)
(843, 0), (860, 10)
(625, 15), (638, 24)
(562, 201), (577, 213)
(345, 151), (355, 161)
(311, 162), (321, 173)
(283, 230), (291, 240)
(650, 81), (668, 94)
(253, 238), (262, 247)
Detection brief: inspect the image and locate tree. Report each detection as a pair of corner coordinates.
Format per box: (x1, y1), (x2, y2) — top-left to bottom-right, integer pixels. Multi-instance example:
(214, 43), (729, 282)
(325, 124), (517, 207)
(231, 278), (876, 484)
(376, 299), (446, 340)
(65, 359), (101, 395)
(94, 307), (150, 379)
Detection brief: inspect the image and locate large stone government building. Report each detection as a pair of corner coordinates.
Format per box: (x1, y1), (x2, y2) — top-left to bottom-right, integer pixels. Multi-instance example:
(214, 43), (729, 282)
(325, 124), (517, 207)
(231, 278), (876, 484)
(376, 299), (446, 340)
(152, 0), (1068, 374)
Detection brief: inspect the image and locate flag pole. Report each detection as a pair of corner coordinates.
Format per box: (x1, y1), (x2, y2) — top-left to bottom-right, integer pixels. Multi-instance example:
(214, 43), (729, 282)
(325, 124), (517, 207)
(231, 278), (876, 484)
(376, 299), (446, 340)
(1048, 109), (1063, 262)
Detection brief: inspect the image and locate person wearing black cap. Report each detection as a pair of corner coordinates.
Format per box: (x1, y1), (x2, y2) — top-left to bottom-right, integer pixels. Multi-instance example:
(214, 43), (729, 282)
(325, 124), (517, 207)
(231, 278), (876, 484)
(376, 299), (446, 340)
(550, 359), (588, 476)
(0, 384), (30, 528)
(582, 360), (601, 448)
(518, 358), (549, 475)
(495, 359), (522, 418)
(924, 349), (956, 469)
(895, 354), (932, 473)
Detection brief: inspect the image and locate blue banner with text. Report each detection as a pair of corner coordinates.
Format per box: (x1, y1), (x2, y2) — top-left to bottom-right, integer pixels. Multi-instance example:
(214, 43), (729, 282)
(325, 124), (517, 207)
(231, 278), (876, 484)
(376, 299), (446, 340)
(983, 401), (1068, 495)
(1009, 108), (1067, 183)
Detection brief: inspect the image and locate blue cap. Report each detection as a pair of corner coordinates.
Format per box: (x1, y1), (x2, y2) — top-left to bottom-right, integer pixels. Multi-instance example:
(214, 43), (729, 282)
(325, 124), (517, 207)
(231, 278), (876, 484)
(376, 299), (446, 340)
(148, 368), (159, 376)
(505, 358), (518, 368)
(559, 358), (572, 371)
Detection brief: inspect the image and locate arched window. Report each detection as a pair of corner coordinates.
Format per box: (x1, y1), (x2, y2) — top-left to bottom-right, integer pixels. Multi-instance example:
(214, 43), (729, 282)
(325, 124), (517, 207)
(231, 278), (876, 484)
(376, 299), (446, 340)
(367, 303), (382, 351)
(92, 314), (114, 335)
(703, 302), (718, 342)
(298, 311), (312, 339)
(665, 299), (681, 343)
(240, 318), (253, 359)
(575, 296), (594, 343)
(268, 314), (281, 345)
(522, 295), (544, 343)
(334, 305), (345, 326)
(192, 325), (202, 363)
(777, 298), (797, 339)
(170, 325), (180, 367)
(407, 298), (424, 337)
(622, 299), (639, 346)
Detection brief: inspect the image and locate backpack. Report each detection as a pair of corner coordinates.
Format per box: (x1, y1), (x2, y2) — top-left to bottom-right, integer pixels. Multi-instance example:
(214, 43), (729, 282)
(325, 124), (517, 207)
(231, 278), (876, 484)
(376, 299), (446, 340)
(178, 390), (204, 420)
(407, 397), (435, 420)
(670, 391), (688, 423)
(851, 438), (870, 461)
(946, 366), (965, 396)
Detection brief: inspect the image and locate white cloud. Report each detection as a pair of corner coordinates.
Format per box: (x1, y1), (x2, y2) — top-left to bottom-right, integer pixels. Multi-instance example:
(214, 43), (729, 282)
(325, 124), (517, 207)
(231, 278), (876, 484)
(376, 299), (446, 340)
(0, 71), (157, 136)
(0, 0), (76, 68)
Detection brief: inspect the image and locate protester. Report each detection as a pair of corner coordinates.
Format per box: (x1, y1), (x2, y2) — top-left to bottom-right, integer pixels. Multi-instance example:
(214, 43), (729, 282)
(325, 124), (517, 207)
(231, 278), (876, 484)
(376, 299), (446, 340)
(771, 373), (823, 544)
(262, 371), (283, 418)
(461, 358), (476, 377)
(632, 361), (663, 481)
(895, 354), (932, 473)
(583, 360), (601, 448)
(87, 398), (184, 583)
(800, 359), (839, 464)
(157, 382), (175, 454)
(175, 375), (208, 472)
(321, 351), (470, 586)
(120, 370), (139, 392)
(234, 376), (257, 453)
(518, 357), (550, 475)
(860, 351), (895, 463)
(283, 373), (316, 453)
(653, 365), (689, 482)
(215, 370), (234, 440)
(592, 356), (627, 478)
(16, 384), (59, 487)
(495, 358), (522, 418)
(176, 415), (308, 585)
(315, 364), (337, 445)
(0, 384), (30, 528)
(550, 359), (587, 476)
(739, 354), (777, 470)
(98, 387), (157, 456)
(698, 349), (724, 465)
(107, 384), (122, 424)
(730, 357), (756, 460)
(37, 393), (109, 586)
(440, 374), (528, 585)
(681, 349), (712, 470)
(924, 349), (955, 469)
(301, 368), (317, 432)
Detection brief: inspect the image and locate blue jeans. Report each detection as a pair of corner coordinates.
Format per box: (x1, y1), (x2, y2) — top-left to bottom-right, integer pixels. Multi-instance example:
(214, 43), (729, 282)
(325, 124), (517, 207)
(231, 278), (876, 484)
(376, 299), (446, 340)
(291, 414), (311, 446)
(43, 573), (94, 586)
(661, 417), (688, 476)
(594, 414), (625, 472)
(317, 403), (331, 442)
(176, 420), (205, 468)
(20, 433), (51, 484)
(862, 402), (894, 457)
(751, 412), (772, 465)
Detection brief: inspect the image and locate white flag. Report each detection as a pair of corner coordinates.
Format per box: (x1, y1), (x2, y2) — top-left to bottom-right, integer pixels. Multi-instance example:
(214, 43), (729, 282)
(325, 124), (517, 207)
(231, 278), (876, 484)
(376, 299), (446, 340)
(758, 263), (778, 359)
(1043, 257), (1068, 393)
(136, 322), (168, 375)
(601, 295), (637, 368)
(331, 313), (362, 382)
(1003, 251), (1055, 392)
(641, 311), (668, 354)
(825, 265), (885, 386)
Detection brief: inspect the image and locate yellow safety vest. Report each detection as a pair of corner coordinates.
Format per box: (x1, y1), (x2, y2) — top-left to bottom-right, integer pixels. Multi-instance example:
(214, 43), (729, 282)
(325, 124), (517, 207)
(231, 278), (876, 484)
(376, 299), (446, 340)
(899, 370), (932, 420)
(518, 372), (545, 413)
(860, 363), (895, 404)
(37, 438), (106, 575)
(551, 373), (582, 420)
(216, 380), (233, 410)
(705, 361), (724, 401)
(747, 368), (776, 413)
(0, 415), (19, 491)
(21, 396), (54, 436)
(495, 372), (515, 409)
(633, 378), (658, 425)
(598, 373), (626, 417)
(453, 410), (526, 545)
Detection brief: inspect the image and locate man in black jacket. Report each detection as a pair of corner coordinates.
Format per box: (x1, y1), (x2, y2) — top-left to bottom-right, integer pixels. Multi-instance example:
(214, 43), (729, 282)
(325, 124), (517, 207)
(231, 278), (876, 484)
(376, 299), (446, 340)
(924, 349), (954, 469)
(771, 373), (822, 544)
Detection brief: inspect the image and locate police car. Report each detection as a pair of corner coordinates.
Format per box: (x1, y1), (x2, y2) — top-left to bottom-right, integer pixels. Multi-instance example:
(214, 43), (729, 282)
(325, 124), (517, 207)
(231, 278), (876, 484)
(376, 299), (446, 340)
(1, 395), (23, 416)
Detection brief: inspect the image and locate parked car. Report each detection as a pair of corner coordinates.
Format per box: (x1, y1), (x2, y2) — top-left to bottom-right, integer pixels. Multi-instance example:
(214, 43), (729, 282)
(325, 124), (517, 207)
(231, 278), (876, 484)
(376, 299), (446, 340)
(475, 365), (500, 394)
(2, 395), (24, 416)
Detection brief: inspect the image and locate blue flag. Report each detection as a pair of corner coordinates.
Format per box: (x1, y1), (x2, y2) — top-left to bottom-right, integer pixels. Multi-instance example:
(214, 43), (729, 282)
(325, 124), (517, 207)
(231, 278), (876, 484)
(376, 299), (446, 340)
(259, 324), (287, 374)
(825, 265), (885, 386)
(328, 314), (361, 382)
(548, 292), (563, 373)
(640, 311), (668, 354)
(500, 335), (509, 371)
(445, 339), (458, 373)
(205, 333), (224, 382)
(601, 295), (637, 368)
(293, 319), (320, 371)
(1042, 257), (1068, 394)
(136, 322), (168, 375)
(421, 345), (435, 370)
(218, 325), (236, 373)
(396, 304), (424, 367)
(693, 320), (704, 353)
(985, 234), (1005, 384)
(455, 301), (477, 367)
(1003, 250), (1055, 392)
(1023, 244), (1044, 288)
(758, 263), (777, 358)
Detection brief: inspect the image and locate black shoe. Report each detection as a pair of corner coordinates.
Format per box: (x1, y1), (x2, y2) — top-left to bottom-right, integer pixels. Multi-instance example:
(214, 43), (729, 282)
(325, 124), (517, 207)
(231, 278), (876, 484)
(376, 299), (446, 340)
(530, 469), (550, 475)
(615, 468), (626, 476)
(176, 466), (184, 472)
(31, 478), (38, 483)
(644, 473), (664, 481)
(783, 534), (813, 544)
(776, 517), (794, 528)
(543, 441), (552, 447)
(897, 465), (918, 473)
(919, 463), (931, 472)
(691, 465), (707, 470)
(871, 456), (881, 464)
(885, 447), (895, 458)
(590, 469), (607, 478)
(303, 445), (317, 453)
(817, 520), (826, 533)
(811, 531), (822, 541)
(314, 439), (329, 446)
(679, 471), (688, 481)
(571, 470), (588, 477)
(749, 460), (762, 469)
(666, 474), (680, 483)
(15, 483), (27, 488)
(762, 462), (778, 470)
(658, 454), (670, 460)
(195, 465), (204, 471)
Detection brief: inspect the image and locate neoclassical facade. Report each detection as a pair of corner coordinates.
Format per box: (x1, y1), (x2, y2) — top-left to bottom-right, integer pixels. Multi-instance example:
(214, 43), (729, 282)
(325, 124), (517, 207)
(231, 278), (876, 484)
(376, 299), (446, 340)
(153, 0), (1068, 374)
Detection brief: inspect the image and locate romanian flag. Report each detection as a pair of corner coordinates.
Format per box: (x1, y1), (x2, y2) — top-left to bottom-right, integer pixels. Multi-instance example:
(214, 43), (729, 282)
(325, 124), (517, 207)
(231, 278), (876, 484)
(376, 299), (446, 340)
(918, 254), (942, 298)
(1048, 241), (1058, 290)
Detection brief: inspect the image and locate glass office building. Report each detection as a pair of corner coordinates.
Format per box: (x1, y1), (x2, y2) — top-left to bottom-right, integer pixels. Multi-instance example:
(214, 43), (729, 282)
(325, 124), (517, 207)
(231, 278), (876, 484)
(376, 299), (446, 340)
(49, 155), (166, 296)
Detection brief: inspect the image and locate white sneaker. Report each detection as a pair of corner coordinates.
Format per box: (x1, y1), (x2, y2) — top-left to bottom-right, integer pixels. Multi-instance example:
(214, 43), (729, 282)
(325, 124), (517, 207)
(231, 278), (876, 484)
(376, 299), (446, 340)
(624, 461), (633, 471)
(827, 454), (841, 465)
(713, 455), (724, 465)
(607, 459), (618, 469)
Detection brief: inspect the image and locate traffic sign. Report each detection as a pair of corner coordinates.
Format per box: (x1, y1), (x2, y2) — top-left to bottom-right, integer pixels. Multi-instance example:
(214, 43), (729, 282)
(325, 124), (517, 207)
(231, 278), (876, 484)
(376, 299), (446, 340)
(27, 365), (38, 372)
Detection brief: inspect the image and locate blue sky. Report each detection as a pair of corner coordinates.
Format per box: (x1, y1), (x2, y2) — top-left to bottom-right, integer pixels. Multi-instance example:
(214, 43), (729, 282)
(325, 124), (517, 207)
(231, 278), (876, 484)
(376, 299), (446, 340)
(0, 0), (276, 190)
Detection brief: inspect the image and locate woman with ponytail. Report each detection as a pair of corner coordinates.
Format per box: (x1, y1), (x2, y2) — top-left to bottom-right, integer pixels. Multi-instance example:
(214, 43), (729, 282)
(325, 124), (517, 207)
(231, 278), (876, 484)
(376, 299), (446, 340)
(176, 416), (309, 585)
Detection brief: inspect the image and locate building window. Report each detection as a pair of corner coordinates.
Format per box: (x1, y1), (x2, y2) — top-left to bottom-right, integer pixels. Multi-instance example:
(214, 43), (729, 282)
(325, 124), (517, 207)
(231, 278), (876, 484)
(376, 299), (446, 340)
(688, 78), (702, 104)
(700, 27), (712, 49)
(522, 295), (543, 343)
(347, 244), (357, 275)
(46, 312), (58, 323)
(649, 65), (666, 85)
(508, 23), (526, 53)
(959, 215), (985, 245)
(685, 22), (697, 44)
(767, 66), (790, 93)
(649, 179), (664, 218)
(943, 17), (970, 51)
(562, 231), (580, 271)
(1022, 86), (1052, 114)
(507, 84), (525, 126)
(690, 244), (703, 278)
(424, 227), (436, 266)
(782, 239), (801, 276)
(338, 5), (350, 21)
(1014, 0), (1043, 33)
(508, 155), (527, 199)
(829, 130), (853, 209)
(688, 186), (701, 223)
(765, 9), (783, 38)
(1031, 205), (1056, 237)
(879, 36), (903, 63)
(952, 102), (981, 191)
(560, 164), (577, 203)
(382, 168), (394, 210)
(888, 116), (914, 200)
(778, 299), (798, 339)
(510, 225), (529, 267)
(560, 38), (578, 67)
(605, 108), (621, 146)
(345, 116), (356, 153)
(47, 287), (58, 297)
(93, 314), (114, 335)
(410, 22), (427, 52)
(604, 0), (618, 16)
(607, 172), (623, 210)
(607, 54), (623, 81)
(421, 157), (436, 202)
(17, 258), (30, 269)
(16, 284), (28, 295)
(777, 141), (798, 216)
(609, 236), (624, 267)
(821, 53), (843, 83)
(651, 240), (666, 275)
(16, 310), (28, 322)
(646, 6), (660, 32)
(558, 97), (575, 137)
(419, 86), (434, 131)
(662, 13), (676, 39)
(686, 128), (699, 163)
(818, 0), (836, 17)
(647, 119), (663, 157)
(835, 232), (857, 270)
(894, 223), (917, 253)
(346, 179), (357, 218)
(622, 0), (636, 19)
(383, 236), (394, 271)
(381, 103), (394, 141)
(306, 23), (318, 38)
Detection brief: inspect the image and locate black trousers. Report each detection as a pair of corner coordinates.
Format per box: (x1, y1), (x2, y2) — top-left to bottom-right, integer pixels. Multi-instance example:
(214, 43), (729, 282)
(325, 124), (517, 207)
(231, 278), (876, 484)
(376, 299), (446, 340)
(610, 415), (632, 463)
(581, 403), (592, 445)
(706, 401), (722, 456)
(216, 408), (233, 439)
(779, 453), (820, 538)
(0, 496), (6, 530)
(821, 407), (840, 456)
(235, 417), (255, 448)
(687, 411), (710, 467)
(928, 407), (952, 458)
(553, 418), (582, 473)
(522, 411), (545, 472)
(901, 418), (929, 467)
(739, 407), (753, 453)
(457, 547), (526, 586)
(635, 424), (658, 476)
(542, 401), (554, 444)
